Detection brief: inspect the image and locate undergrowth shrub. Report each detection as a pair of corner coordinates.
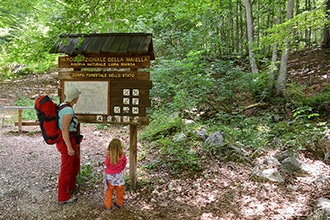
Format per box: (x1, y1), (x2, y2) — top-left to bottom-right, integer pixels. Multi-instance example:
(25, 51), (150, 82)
(151, 54), (268, 118)
(77, 162), (102, 189)
(143, 137), (202, 175)
(151, 51), (213, 112)
(269, 115), (327, 151)
(140, 113), (182, 141)
(303, 85), (330, 116)
(286, 82), (330, 117)
(209, 113), (272, 149)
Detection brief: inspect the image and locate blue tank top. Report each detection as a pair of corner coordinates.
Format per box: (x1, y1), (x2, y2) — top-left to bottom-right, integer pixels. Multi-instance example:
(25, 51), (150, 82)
(57, 103), (78, 131)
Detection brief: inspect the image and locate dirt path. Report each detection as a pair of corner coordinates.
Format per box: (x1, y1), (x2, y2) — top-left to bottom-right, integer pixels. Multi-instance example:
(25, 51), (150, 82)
(0, 123), (167, 220)
(1, 122), (330, 219)
(0, 124), (104, 219)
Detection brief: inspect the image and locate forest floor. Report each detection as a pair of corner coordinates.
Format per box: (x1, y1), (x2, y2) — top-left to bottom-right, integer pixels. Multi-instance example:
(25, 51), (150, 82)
(0, 47), (330, 220)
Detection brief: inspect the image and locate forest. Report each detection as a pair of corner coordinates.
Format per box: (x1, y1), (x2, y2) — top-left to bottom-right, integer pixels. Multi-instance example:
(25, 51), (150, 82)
(1, 0), (330, 219)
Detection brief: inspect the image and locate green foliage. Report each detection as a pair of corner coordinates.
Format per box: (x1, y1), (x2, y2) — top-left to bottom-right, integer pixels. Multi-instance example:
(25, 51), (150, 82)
(151, 50), (214, 112)
(77, 162), (101, 188)
(14, 96), (37, 120)
(140, 113), (204, 175)
(261, 4), (326, 50)
(285, 83), (306, 103)
(303, 85), (330, 116)
(269, 119), (327, 151)
(94, 123), (110, 130)
(251, 71), (273, 101)
(1, 0), (328, 80)
(210, 62), (255, 112)
(150, 53), (259, 116)
(208, 113), (272, 149)
(0, 0), (60, 79)
(140, 113), (182, 141)
(286, 83), (330, 117)
(292, 106), (320, 120)
(143, 138), (202, 175)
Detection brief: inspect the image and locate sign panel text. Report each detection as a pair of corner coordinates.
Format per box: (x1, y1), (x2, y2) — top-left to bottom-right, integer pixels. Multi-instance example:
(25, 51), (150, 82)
(58, 55), (150, 68)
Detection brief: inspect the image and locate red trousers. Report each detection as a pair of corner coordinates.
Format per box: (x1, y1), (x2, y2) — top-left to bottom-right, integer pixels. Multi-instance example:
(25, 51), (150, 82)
(56, 135), (80, 202)
(104, 182), (124, 209)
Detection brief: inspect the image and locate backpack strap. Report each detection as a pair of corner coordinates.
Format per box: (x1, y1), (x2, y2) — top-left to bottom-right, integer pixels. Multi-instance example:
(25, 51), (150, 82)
(58, 103), (71, 111)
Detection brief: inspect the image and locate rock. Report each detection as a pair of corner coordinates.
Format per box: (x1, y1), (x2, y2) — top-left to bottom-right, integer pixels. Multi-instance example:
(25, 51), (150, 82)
(160, 202), (168, 207)
(230, 144), (248, 156)
(280, 157), (301, 173)
(279, 156), (310, 176)
(263, 157), (281, 168)
(315, 176), (330, 189)
(310, 198), (330, 219)
(10, 64), (26, 74)
(287, 184), (298, 191)
(196, 127), (208, 141)
(93, 131), (101, 136)
(182, 119), (195, 125)
(319, 131), (330, 160)
(31, 196), (37, 203)
(168, 111), (180, 119)
(172, 133), (187, 142)
(252, 168), (284, 183)
(272, 137), (283, 148)
(152, 189), (160, 196)
(275, 150), (297, 162)
(205, 131), (225, 147)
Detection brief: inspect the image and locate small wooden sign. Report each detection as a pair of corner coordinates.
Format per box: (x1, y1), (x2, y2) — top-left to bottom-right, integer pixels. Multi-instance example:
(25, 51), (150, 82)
(59, 71), (150, 81)
(58, 55), (150, 68)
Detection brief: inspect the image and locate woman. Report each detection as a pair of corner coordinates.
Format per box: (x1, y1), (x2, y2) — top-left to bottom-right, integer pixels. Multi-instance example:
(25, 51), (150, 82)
(56, 86), (82, 205)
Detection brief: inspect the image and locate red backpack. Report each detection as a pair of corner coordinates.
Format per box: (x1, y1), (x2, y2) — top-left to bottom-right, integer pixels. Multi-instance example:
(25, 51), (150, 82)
(35, 95), (70, 145)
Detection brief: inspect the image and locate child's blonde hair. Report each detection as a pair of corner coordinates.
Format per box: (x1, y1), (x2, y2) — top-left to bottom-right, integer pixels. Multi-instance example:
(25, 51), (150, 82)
(107, 139), (124, 165)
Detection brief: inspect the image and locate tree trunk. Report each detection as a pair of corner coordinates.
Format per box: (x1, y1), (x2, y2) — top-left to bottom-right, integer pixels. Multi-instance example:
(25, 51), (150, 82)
(242, 0), (259, 74)
(322, 0), (330, 48)
(276, 0), (294, 96)
(270, 5), (282, 86)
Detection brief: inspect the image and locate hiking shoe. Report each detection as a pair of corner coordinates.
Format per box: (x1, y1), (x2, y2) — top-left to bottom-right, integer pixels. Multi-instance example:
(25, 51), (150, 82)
(69, 185), (80, 194)
(58, 197), (77, 205)
(114, 202), (123, 208)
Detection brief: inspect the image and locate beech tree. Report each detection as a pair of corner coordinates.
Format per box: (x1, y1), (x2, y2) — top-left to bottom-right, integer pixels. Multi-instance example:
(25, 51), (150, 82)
(276, 0), (294, 96)
(322, 0), (330, 47)
(269, 4), (282, 85)
(242, 0), (258, 74)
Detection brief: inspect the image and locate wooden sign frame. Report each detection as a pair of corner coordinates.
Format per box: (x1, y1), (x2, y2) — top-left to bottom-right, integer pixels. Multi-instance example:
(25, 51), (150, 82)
(53, 33), (155, 190)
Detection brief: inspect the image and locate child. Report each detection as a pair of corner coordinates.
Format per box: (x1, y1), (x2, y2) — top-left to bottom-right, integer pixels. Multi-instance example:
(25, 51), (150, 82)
(104, 138), (127, 209)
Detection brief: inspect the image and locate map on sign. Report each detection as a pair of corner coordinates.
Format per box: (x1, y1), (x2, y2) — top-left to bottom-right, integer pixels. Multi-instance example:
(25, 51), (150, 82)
(64, 81), (108, 114)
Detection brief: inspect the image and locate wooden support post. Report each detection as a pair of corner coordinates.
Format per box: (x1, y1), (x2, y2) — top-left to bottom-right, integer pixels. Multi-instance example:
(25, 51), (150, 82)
(129, 124), (138, 190)
(18, 109), (23, 134)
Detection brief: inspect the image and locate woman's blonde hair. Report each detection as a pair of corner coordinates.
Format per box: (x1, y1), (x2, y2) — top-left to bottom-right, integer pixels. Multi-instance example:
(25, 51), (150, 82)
(107, 139), (124, 165)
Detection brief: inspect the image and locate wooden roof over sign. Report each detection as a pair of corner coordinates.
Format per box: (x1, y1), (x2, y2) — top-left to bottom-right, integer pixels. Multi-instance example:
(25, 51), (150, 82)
(50, 33), (155, 60)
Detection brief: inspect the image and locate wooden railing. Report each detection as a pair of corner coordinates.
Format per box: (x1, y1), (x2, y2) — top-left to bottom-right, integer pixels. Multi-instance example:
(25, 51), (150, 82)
(3, 106), (39, 133)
